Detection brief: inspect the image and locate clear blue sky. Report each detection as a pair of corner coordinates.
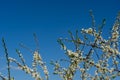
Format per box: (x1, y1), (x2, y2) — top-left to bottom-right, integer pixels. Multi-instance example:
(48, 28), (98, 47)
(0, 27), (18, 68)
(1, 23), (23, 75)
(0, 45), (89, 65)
(0, 0), (120, 80)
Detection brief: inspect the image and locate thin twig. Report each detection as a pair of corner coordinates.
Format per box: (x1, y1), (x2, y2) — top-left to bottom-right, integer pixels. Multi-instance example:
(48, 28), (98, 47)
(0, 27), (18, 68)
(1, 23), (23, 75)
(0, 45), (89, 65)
(33, 33), (40, 51)
(16, 49), (26, 66)
(2, 38), (11, 80)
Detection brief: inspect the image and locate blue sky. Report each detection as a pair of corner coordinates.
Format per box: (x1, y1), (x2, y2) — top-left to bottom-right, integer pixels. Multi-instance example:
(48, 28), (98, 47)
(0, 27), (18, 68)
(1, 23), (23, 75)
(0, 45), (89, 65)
(0, 0), (120, 80)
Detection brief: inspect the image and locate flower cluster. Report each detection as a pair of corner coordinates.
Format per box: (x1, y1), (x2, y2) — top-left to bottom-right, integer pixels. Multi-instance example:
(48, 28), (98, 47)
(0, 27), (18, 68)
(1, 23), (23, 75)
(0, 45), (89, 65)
(33, 51), (49, 80)
(52, 12), (120, 80)
(111, 23), (119, 42)
(9, 57), (42, 80)
(5, 49), (48, 80)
